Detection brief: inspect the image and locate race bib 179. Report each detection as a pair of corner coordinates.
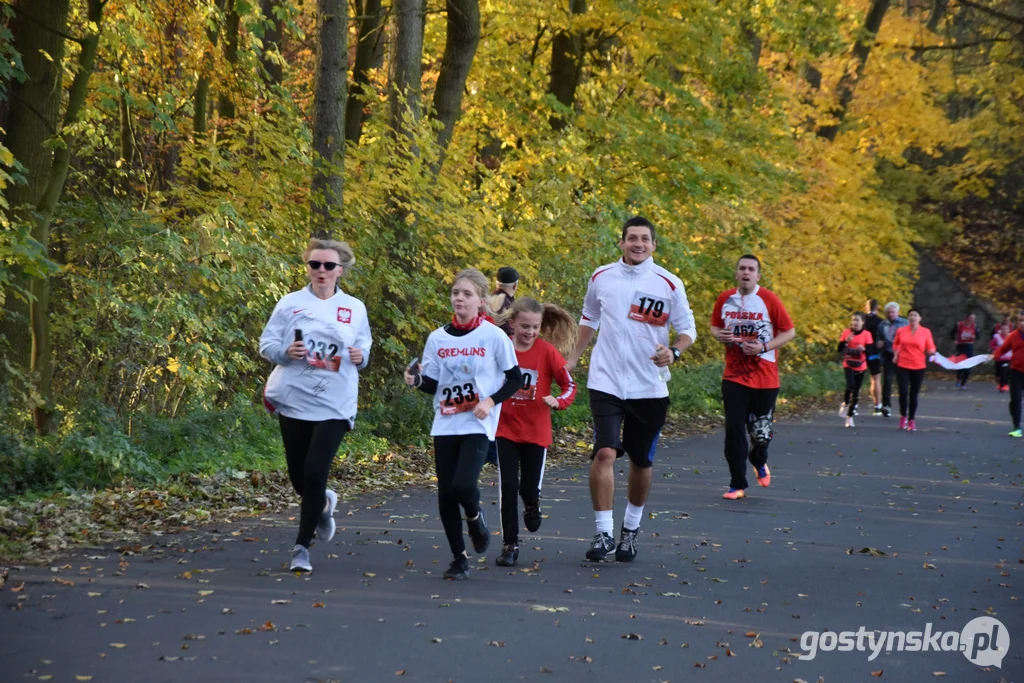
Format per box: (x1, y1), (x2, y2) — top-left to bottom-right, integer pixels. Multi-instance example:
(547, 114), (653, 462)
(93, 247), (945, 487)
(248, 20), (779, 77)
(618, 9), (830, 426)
(628, 292), (669, 327)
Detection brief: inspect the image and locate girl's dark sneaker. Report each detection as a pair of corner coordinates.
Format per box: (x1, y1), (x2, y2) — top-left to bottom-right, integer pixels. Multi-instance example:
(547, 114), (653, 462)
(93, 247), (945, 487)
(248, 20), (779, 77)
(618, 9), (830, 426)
(496, 544), (519, 567)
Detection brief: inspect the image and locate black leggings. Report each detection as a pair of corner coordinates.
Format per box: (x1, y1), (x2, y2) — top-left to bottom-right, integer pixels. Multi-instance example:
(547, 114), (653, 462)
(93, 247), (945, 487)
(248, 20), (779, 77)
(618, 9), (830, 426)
(434, 434), (489, 556)
(496, 438), (546, 545)
(1010, 369), (1023, 430)
(896, 367), (925, 419)
(844, 368), (865, 417)
(279, 415), (350, 548)
(955, 343), (974, 385)
(722, 380), (779, 490)
(882, 352), (897, 408)
(996, 360), (1010, 387)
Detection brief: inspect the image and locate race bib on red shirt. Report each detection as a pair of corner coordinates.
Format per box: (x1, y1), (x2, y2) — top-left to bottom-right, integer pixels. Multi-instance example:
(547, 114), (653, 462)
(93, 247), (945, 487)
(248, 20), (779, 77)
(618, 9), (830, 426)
(513, 368), (538, 401)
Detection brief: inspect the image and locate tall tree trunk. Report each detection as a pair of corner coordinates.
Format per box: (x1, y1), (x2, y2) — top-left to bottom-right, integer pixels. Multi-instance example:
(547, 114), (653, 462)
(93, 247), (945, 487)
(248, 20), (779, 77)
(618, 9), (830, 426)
(388, 0), (424, 145)
(345, 0), (386, 144)
(547, 0), (587, 131)
(430, 0), (479, 172)
(926, 0), (948, 31)
(159, 14), (184, 189)
(193, 0), (227, 191)
(260, 0), (286, 86)
(217, 0), (240, 119)
(0, 0), (70, 387)
(817, 0), (891, 142)
(309, 0), (348, 237)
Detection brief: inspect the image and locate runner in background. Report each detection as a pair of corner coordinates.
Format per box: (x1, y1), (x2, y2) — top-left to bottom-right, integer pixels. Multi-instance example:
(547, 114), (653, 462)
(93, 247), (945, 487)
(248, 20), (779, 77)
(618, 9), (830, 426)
(484, 267), (519, 467)
(404, 269), (522, 580)
(877, 303), (909, 418)
(259, 238), (372, 573)
(711, 255), (796, 500)
(566, 216), (697, 563)
(990, 313), (1024, 438)
(893, 309), (936, 432)
(863, 300), (883, 415)
(493, 299), (578, 567)
(838, 312), (873, 428)
(951, 312), (978, 389)
(991, 320), (1012, 393)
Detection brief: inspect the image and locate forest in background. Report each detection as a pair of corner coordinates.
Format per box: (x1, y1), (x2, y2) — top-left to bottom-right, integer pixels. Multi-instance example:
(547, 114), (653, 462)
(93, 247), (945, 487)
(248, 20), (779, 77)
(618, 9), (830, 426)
(1, 0), (1022, 496)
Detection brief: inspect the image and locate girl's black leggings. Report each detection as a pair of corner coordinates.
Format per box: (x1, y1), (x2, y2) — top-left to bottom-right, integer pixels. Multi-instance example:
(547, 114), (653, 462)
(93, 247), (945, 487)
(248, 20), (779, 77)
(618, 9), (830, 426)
(496, 438), (547, 545)
(434, 434), (489, 556)
(279, 415), (350, 548)
(844, 368), (865, 417)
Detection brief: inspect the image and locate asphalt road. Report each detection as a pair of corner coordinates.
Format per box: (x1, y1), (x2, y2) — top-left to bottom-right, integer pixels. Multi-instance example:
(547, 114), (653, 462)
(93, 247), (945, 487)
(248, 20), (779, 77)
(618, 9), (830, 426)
(2, 378), (1022, 683)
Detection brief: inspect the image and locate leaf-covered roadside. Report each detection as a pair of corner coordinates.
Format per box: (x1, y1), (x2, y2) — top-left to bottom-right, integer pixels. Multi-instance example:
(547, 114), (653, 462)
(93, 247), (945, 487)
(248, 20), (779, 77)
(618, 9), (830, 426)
(0, 378), (838, 565)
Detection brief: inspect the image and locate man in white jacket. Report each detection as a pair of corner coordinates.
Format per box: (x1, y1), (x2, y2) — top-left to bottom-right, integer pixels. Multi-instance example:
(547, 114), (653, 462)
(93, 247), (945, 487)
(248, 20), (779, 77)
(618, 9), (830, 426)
(567, 216), (697, 562)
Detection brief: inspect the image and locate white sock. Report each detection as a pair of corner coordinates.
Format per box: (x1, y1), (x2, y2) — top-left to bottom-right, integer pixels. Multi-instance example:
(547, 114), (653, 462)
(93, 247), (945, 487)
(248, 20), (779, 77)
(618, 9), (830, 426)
(595, 510), (613, 536)
(623, 503), (644, 531)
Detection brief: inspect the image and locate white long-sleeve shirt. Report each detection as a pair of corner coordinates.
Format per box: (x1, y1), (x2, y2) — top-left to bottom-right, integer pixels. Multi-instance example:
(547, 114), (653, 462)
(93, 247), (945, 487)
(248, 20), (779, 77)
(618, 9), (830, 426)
(259, 286), (372, 426)
(580, 257), (697, 399)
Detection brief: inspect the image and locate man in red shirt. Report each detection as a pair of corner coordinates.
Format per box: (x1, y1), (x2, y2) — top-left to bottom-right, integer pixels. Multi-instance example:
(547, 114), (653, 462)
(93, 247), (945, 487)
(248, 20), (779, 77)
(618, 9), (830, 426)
(950, 312), (978, 389)
(990, 313), (1024, 438)
(710, 255), (796, 499)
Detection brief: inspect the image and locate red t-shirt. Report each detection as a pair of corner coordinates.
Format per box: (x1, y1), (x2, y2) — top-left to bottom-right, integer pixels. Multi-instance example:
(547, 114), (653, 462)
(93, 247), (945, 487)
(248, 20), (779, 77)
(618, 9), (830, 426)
(956, 321), (977, 344)
(893, 325), (936, 370)
(839, 329), (874, 372)
(994, 329), (1024, 373)
(496, 338), (577, 447)
(711, 286), (794, 389)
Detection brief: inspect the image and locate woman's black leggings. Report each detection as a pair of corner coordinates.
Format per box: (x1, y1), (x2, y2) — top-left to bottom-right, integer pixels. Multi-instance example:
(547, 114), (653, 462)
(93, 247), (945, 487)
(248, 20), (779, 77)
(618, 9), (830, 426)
(1010, 369), (1023, 430)
(843, 368), (865, 417)
(434, 434), (489, 556)
(496, 438), (547, 545)
(896, 367), (926, 419)
(279, 415), (350, 548)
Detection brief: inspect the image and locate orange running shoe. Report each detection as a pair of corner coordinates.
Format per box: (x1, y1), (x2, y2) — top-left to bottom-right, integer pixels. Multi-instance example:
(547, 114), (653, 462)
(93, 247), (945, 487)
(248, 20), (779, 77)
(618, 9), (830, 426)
(722, 488), (746, 500)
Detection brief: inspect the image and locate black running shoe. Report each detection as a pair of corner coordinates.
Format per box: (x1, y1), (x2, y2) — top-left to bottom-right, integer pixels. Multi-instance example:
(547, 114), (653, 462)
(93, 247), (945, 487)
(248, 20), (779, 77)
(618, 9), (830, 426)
(467, 510), (490, 554)
(615, 526), (639, 562)
(586, 532), (616, 561)
(882, 405), (891, 418)
(444, 555), (469, 580)
(496, 544), (519, 567)
(523, 504), (542, 533)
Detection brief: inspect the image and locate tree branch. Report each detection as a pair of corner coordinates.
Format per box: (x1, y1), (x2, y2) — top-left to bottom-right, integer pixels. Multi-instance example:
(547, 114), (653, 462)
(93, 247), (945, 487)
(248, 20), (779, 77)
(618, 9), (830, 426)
(958, 0), (1024, 26)
(12, 4), (85, 44)
(889, 36), (1016, 49)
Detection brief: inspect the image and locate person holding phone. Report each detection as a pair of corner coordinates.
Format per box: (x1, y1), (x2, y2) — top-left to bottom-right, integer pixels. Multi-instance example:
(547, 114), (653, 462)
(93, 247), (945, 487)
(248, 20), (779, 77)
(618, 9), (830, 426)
(260, 238), (372, 573)
(404, 268), (522, 580)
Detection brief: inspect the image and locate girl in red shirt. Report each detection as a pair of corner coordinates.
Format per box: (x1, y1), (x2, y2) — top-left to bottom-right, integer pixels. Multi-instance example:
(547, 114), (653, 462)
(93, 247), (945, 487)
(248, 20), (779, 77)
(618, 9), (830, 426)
(837, 312), (874, 428)
(892, 309), (937, 432)
(494, 298), (578, 567)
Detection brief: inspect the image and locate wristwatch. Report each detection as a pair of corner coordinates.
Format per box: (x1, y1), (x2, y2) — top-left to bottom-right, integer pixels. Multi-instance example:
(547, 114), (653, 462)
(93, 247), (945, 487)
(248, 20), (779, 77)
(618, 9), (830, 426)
(671, 347), (682, 363)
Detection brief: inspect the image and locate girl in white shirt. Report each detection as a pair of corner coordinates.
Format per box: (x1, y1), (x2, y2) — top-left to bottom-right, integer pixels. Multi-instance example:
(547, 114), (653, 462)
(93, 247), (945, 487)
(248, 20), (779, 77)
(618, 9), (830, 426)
(260, 239), (372, 573)
(404, 268), (521, 580)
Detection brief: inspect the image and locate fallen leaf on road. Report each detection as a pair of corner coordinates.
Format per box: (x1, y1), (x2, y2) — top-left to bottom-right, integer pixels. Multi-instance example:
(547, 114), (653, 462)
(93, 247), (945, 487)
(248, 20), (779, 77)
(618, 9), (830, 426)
(431, 638), (442, 643)
(694, 663), (706, 668)
(395, 670), (405, 676)
(271, 600), (291, 605)
(51, 578), (74, 586)
(87, 592), (102, 597)
(923, 563), (937, 570)
(197, 590), (213, 596)
(75, 677), (93, 681)
(871, 671), (883, 677)
(312, 602), (325, 608)
(932, 673), (945, 677)
(621, 633), (643, 640)
(109, 643), (126, 649)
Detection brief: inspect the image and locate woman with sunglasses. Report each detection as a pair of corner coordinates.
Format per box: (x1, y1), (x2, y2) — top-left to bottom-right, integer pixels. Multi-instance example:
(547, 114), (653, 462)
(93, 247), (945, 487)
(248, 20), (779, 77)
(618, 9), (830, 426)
(404, 268), (522, 580)
(260, 238), (372, 572)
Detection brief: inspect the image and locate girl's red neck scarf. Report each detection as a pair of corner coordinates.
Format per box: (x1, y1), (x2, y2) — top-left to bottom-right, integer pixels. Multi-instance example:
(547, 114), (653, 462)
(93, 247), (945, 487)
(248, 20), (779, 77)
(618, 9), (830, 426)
(450, 312), (492, 331)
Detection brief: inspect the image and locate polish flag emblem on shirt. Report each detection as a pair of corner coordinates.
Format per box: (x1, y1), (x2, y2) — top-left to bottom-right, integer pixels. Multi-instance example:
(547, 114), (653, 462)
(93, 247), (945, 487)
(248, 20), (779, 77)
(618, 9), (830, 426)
(337, 307), (352, 324)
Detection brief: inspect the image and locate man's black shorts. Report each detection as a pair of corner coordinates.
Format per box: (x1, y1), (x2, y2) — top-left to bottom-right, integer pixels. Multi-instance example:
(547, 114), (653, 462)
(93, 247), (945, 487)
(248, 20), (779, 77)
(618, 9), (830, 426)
(589, 389), (669, 469)
(867, 356), (882, 375)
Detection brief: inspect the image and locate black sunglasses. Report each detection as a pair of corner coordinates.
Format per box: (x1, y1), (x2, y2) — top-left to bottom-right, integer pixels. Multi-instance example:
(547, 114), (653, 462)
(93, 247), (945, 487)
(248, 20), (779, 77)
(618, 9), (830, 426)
(307, 260), (341, 271)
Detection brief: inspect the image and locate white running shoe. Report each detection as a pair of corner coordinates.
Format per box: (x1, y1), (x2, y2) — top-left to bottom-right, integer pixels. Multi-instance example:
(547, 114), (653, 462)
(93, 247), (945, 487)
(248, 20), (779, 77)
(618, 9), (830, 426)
(838, 402), (848, 417)
(317, 489), (337, 542)
(290, 544), (312, 572)
(845, 416), (855, 428)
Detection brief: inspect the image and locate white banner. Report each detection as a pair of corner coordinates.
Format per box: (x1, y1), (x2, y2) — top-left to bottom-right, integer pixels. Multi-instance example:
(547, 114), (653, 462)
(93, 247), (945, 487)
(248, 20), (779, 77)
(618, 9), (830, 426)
(930, 354), (990, 371)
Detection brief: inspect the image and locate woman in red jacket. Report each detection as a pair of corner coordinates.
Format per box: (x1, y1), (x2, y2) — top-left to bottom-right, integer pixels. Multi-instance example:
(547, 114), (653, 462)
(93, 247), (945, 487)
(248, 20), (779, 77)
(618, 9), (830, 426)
(837, 312), (874, 428)
(990, 314), (1024, 438)
(892, 309), (936, 432)
(494, 298), (578, 567)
